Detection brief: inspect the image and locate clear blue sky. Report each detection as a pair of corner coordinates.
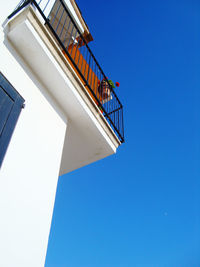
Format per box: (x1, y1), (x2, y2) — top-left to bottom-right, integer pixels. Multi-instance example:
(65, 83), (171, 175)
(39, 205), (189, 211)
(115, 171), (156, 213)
(45, 0), (200, 266)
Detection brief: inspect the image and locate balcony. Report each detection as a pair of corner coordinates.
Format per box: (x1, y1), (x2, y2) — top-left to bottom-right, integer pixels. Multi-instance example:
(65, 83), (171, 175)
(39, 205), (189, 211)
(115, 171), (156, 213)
(10, 0), (124, 141)
(7, 0), (124, 144)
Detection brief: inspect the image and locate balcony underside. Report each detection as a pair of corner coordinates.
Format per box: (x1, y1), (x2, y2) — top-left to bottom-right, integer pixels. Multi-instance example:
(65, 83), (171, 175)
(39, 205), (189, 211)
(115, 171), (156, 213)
(4, 6), (121, 175)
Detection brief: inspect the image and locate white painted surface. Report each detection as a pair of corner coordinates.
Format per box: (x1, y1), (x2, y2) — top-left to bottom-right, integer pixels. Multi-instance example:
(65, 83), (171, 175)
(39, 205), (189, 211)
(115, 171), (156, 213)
(0, 54), (67, 266)
(0, 91), (67, 266)
(0, 1), (119, 266)
(0, 2), (67, 266)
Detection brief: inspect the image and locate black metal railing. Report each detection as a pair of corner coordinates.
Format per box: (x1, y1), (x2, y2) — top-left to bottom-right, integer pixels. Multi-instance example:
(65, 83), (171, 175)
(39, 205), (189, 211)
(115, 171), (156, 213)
(8, 0), (124, 143)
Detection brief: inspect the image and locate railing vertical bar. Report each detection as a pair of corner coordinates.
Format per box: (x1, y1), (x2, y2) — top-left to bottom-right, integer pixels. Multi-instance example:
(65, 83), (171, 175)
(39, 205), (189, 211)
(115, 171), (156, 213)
(112, 92), (114, 127)
(77, 43), (82, 66)
(98, 72), (101, 103)
(108, 92), (110, 115)
(119, 109), (121, 135)
(89, 56), (92, 88)
(59, 13), (68, 38)
(92, 59), (95, 93)
(94, 63), (98, 96)
(51, 1), (61, 26)
(74, 37), (79, 62)
(66, 25), (75, 50)
(121, 109), (123, 137)
(63, 18), (71, 44)
(113, 96), (115, 127)
(87, 54), (91, 83)
(115, 111), (116, 134)
(80, 45), (86, 73)
(83, 49), (88, 79)
(43, 0), (51, 12)
(70, 29), (78, 56)
(118, 109), (119, 134)
(106, 88), (109, 114)
(17, 0), (26, 9)
(99, 72), (102, 103)
(92, 59), (96, 92)
(55, 6), (64, 32)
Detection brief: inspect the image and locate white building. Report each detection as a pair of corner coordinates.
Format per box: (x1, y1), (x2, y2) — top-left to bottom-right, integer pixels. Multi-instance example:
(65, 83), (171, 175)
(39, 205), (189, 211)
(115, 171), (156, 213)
(0, 0), (124, 266)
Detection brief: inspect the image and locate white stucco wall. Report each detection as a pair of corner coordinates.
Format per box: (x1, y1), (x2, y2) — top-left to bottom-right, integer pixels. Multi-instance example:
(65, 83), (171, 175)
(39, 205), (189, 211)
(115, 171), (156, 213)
(0, 1), (119, 266)
(0, 2), (67, 266)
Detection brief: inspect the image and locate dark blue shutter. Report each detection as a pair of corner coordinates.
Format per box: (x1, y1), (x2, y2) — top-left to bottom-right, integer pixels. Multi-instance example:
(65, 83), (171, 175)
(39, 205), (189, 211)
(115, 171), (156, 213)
(0, 72), (25, 168)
